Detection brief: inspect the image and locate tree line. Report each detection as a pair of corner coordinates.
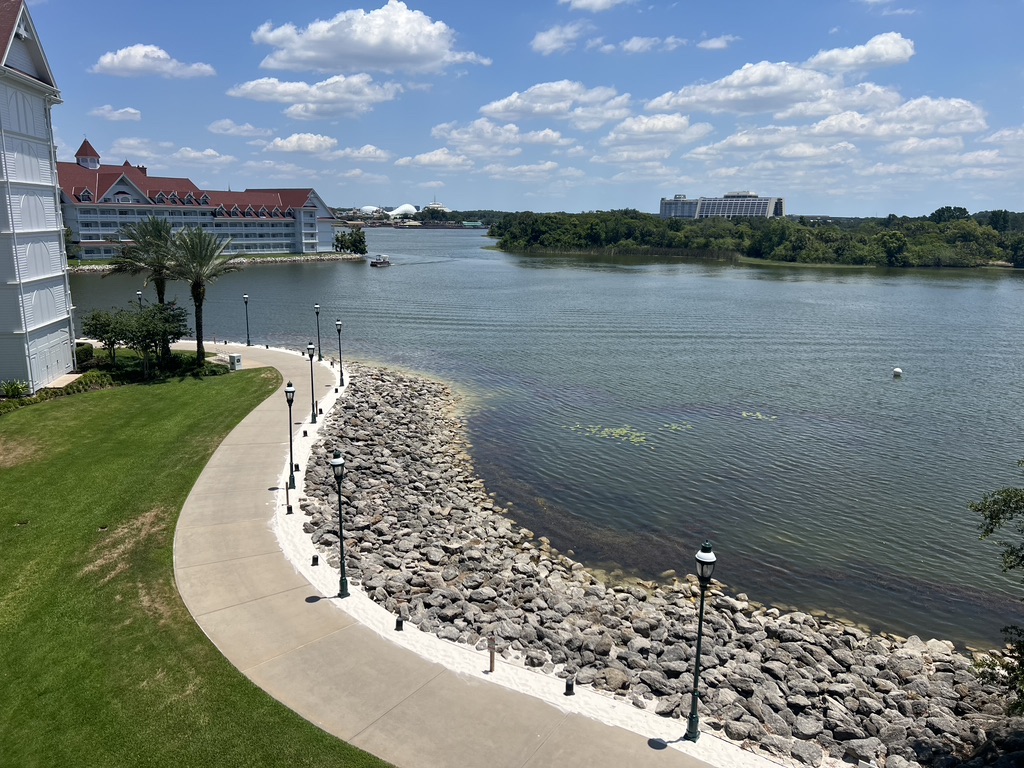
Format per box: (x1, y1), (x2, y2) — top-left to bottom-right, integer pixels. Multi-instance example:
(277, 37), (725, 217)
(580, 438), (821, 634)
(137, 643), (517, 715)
(489, 208), (1024, 268)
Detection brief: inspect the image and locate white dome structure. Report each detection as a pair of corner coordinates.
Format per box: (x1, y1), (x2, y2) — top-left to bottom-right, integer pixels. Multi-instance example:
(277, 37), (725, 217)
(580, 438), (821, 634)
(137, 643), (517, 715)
(359, 205), (382, 215)
(388, 203), (418, 218)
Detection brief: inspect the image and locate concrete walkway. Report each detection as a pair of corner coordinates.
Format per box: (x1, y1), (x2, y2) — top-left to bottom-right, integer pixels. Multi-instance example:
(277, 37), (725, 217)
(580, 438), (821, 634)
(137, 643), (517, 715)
(172, 343), (749, 768)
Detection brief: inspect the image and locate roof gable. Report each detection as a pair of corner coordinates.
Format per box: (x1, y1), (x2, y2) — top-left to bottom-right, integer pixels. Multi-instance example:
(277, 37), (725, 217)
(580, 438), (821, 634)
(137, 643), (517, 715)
(0, 1), (57, 90)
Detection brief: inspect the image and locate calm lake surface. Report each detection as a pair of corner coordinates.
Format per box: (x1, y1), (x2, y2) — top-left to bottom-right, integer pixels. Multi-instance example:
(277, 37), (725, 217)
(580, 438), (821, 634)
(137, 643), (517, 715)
(70, 228), (1024, 648)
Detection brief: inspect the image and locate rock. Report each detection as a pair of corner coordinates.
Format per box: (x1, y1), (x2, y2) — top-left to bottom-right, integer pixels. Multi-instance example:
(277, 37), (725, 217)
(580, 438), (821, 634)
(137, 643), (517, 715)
(791, 739), (824, 767)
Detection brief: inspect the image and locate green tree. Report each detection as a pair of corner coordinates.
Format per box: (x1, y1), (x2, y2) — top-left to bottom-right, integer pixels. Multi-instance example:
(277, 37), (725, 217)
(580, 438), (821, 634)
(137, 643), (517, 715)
(970, 459), (1024, 714)
(347, 227), (367, 254)
(81, 308), (131, 366)
(64, 227), (81, 260)
(988, 209), (1012, 233)
(874, 230), (908, 267)
(105, 216), (176, 304)
(168, 227), (239, 365)
(122, 303), (191, 378)
(929, 205), (971, 224)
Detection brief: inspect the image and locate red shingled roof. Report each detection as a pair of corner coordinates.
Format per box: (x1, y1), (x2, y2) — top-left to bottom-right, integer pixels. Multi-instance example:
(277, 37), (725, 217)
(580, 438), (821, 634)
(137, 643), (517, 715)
(56, 158), (324, 213)
(74, 139), (99, 160)
(0, 1), (23, 65)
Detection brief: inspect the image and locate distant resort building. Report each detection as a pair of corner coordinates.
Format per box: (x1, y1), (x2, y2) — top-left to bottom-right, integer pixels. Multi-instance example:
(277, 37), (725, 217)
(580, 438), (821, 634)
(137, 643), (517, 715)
(660, 192), (786, 220)
(58, 142), (338, 259)
(0, 0), (76, 393)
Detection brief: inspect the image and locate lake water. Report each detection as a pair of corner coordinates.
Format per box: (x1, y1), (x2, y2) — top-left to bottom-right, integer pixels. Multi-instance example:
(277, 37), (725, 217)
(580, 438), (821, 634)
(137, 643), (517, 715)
(69, 228), (1024, 648)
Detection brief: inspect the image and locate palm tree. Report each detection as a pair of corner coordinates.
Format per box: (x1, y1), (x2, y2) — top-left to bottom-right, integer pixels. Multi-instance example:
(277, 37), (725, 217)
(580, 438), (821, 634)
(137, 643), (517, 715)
(168, 227), (239, 365)
(105, 216), (175, 304)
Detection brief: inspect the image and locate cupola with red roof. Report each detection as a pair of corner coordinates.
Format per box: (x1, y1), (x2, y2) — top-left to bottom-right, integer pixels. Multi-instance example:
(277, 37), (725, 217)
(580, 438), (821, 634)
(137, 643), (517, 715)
(75, 138), (99, 169)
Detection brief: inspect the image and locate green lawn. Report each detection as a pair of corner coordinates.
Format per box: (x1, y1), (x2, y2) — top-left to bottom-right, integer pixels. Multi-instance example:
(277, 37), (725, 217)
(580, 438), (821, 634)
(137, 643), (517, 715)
(0, 372), (391, 768)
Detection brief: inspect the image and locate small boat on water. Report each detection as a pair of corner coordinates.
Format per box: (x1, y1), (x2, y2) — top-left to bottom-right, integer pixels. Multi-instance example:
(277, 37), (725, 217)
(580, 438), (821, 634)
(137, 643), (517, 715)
(370, 254), (391, 267)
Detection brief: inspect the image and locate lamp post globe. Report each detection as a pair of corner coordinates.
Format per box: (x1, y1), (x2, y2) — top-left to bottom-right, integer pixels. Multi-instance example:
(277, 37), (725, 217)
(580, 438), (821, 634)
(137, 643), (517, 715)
(684, 540), (717, 743)
(307, 342), (317, 424)
(335, 319), (344, 386)
(330, 449), (349, 598)
(243, 294), (251, 346)
(314, 303), (322, 361)
(284, 381), (296, 491)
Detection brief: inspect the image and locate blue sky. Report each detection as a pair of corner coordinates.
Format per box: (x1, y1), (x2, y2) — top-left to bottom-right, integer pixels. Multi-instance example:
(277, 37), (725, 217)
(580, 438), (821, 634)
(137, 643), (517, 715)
(26, 0), (1024, 216)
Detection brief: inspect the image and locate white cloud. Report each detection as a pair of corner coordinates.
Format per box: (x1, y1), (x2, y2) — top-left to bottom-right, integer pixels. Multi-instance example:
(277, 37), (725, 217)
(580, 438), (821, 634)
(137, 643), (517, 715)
(697, 35), (740, 51)
(394, 148), (472, 170)
(432, 118), (574, 158)
(253, 0), (489, 74)
(811, 97), (987, 138)
(663, 36), (688, 51)
(559, 0), (632, 10)
(482, 161), (560, 182)
(89, 104), (141, 122)
(264, 133), (338, 153)
(805, 32), (914, 72)
(481, 80), (631, 130)
(90, 44), (215, 78)
(107, 137), (174, 162)
(170, 147), (235, 166)
(772, 82), (903, 120)
(228, 74), (402, 119)
(331, 144), (393, 162)
(208, 119), (272, 137)
(532, 23), (588, 55)
(648, 61), (838, 115)
(621, 36), (659, 54)
(601, 113), (714, 145)
(242, 159), (314, 177)
(885, 137), (964, 154)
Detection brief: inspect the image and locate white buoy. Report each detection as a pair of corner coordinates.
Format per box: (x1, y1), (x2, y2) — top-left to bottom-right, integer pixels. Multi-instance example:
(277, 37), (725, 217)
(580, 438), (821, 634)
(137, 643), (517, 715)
(892, 367), (903, 378)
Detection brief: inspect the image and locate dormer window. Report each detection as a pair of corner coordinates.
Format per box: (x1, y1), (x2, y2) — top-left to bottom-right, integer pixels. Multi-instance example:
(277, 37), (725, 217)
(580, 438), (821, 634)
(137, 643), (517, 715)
(200, 194), (210, 205)
(114, 193), (131, 204)
(80, 190), (92, 202)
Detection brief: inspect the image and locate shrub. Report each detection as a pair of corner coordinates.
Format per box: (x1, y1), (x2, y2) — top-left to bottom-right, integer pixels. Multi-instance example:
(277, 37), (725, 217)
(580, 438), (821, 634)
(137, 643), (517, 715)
(75, 342), (95, 366)
(0, 380), (30, 398)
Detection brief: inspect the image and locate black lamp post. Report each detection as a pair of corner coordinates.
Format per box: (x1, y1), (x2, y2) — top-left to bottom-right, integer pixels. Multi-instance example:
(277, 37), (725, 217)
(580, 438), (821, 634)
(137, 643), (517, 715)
(329, 449), (349, 598)
(136, 290), (143, 309)
(314, 303), (323, 361)
(307, 342), (317, 423)
(284, 381), (296, 491)
(335, 319), (343, 386)
(684, 540), (717, 742)
(243, 294), (251, 346)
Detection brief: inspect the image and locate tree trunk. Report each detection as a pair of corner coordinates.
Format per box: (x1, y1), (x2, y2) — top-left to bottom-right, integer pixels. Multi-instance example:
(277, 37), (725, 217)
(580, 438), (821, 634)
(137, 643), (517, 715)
(192, 284), (205, 365)
(155, 277), (171, 364)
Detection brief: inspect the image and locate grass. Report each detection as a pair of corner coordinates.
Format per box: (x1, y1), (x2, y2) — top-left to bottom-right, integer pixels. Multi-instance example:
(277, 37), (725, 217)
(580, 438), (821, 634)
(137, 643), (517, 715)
(0, 371), (391, 768)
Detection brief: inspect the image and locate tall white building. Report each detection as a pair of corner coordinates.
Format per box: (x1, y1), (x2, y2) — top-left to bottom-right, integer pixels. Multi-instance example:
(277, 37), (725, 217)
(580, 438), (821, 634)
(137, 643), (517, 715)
(59, 143), (338, 259)
(660, 192), (786, 220)
(0, 0), (75, 393)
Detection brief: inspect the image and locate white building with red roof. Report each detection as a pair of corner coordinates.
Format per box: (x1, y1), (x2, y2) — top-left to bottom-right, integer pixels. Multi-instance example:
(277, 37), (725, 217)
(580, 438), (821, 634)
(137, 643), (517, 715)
(58, 142), (338, 259)
(0, 0), (75, 393)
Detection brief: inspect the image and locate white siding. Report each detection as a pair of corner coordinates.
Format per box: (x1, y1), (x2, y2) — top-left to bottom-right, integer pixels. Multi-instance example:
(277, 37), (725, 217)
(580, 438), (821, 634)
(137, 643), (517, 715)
(5, 37), (42, 81)
(17, 236), (61, 279)
(23, 276), (66, 329)
(0, 286), (24, 331)
(9, 186), (57, 231)
(26, 324), (72, 387)
(4, 137), (52, 184)
(0, 338), (30, 382)
(0, 83), (46, 138)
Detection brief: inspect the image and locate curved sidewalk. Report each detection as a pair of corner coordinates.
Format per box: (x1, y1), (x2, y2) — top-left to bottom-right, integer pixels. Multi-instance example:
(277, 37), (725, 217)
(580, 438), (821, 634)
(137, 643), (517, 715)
(172, 343), (756, 768)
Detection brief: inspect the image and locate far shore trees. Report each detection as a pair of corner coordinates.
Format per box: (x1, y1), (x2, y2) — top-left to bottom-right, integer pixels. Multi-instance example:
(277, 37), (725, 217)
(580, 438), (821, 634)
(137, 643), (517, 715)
(168, 227), (239, 366)
(489, 207), (1024, 268)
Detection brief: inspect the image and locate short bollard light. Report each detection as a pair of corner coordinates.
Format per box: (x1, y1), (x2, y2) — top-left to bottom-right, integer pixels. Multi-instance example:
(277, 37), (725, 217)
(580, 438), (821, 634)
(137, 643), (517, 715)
(395, 617), (404, 632)
(311, 554), (319, 566)
(564, 676), (575, 696)
(330, 449), (349, 598)
(306, 343), (317, 424)
(488, 635), (496, 673)
(684, 540), (717, 743)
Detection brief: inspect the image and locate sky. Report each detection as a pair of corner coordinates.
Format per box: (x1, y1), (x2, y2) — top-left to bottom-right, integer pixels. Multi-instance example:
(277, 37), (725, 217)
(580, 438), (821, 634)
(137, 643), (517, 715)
(24, 0), (1024, 217)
